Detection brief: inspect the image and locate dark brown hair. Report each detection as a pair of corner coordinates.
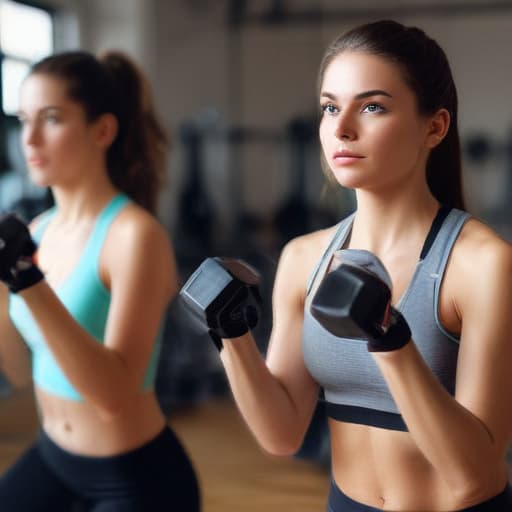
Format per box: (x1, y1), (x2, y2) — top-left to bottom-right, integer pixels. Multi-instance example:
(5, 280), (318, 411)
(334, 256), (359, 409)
(318, 20), (465, 210)
(30, 50), (168, 214)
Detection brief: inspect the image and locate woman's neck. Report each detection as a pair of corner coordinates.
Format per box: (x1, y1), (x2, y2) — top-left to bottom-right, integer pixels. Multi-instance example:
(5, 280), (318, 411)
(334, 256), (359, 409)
(50, 177), (118, 225)
(349, 189), (440, 258)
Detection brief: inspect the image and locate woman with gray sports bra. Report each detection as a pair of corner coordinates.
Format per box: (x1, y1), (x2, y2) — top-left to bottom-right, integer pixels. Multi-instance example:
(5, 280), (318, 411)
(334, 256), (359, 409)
(182, 19), (512, 511)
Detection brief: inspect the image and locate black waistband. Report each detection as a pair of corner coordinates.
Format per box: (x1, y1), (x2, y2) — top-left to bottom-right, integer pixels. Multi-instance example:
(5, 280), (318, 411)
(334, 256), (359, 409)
(328, 479), (382, 511)
(328, 479), (512, 512)
(325, 403), (408, 432)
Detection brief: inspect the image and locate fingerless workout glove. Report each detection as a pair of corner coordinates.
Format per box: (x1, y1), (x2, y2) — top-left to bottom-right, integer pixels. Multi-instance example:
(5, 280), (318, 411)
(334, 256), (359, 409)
(0, 213), (44, 292)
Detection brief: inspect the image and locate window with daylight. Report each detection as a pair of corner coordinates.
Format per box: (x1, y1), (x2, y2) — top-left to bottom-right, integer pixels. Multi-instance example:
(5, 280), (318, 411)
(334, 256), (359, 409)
(0, 0), (54, 214)
(0, 0), (54, 115)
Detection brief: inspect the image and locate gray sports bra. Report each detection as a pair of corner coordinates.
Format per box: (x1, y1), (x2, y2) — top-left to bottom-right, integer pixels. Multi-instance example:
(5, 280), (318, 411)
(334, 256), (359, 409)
(303, 207), (471, 431)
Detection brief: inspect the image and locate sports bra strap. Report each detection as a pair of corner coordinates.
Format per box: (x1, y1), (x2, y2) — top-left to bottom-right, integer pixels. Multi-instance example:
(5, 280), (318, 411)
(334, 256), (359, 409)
(305, 212), (355, 296)
(82, 194), (130, 276)
(419, 205), (452, 260)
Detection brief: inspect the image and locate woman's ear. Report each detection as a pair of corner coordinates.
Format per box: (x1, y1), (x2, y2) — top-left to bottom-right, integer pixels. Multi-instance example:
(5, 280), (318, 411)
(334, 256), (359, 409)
(94, 113), (118, 149)
(426, 108), (450, 149)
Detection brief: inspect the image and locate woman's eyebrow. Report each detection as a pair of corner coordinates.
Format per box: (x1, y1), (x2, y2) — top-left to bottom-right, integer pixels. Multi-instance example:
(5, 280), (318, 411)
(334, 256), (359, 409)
(320, 89), (393, 101)
(354, 89), (392, 100)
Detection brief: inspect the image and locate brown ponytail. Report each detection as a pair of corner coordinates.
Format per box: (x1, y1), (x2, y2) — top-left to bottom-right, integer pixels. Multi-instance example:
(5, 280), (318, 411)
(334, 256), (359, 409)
(99, 51), (168, 214)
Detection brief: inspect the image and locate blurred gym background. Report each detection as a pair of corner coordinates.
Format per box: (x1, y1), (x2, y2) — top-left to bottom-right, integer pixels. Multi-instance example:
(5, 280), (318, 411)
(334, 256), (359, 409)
(1, 0), (511, 508)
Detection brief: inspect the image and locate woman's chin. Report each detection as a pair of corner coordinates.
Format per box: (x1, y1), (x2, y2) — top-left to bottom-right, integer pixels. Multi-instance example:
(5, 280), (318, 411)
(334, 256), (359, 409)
(27, 171), (52, 188)
(331, 170), (367, 190)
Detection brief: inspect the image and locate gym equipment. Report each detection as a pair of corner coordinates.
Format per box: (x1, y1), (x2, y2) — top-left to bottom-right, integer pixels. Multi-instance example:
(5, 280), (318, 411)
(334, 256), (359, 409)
(180, 257), (262, 351)
(310, 249), (411, 352)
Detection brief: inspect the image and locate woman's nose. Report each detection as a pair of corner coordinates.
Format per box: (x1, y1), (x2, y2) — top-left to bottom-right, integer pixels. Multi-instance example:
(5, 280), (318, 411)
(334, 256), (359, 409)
(22, 122), (41, 146)
(335, 113), (357, 141)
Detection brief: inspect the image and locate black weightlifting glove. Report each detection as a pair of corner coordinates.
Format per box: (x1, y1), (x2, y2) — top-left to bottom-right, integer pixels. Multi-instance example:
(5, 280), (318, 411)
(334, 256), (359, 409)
(365, 304), (411, 353)
(311, 249), (411, 352)
(0, 213), (44, 293)
(180, 257), (262, 351)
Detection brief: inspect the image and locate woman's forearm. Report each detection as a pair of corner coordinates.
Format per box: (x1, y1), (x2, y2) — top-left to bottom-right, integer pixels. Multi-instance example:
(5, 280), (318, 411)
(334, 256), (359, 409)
(221, 335), (315, 456)
(375, 341), (505, 500)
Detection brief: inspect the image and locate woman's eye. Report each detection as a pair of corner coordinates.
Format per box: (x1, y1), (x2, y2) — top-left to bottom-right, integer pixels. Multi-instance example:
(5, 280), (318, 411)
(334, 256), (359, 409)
(321, 103), (338, 115)
(362, 103), (385, 114)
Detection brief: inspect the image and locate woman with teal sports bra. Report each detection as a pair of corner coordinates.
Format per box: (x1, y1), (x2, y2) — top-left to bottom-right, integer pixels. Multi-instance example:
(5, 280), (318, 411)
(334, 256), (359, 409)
(0, 51), (199, 511)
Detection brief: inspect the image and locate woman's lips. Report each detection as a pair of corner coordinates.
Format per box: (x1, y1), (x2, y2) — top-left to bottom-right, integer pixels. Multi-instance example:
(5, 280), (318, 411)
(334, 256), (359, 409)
(27, 156), (47, 167)
(332, 150), (365, 165)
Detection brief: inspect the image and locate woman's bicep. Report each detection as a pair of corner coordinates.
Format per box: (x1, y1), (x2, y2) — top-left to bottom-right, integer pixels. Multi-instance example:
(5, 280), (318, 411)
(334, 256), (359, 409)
(455, 241), (512, 452)
(266, 240), (319, 424)
(102, 216), (177, 387)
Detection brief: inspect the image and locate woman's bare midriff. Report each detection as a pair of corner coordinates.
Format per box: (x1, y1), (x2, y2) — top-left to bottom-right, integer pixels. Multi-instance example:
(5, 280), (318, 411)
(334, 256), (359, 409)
(329, 419), (507, 511)
(36, 386), (166, 456)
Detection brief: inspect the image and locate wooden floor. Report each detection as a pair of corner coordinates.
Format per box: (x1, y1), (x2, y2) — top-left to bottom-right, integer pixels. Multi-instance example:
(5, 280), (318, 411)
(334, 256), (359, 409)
(0, 388), (330, 511)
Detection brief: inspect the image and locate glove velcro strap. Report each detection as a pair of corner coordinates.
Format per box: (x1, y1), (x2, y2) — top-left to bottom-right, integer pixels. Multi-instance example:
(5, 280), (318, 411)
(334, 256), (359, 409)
(208, 321), (250, 353)
(367, 310), (411, 352)
(209, 317), (250, 340)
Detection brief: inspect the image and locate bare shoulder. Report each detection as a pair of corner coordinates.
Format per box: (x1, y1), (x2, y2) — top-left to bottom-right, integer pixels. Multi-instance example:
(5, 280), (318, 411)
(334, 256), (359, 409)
(281, 225), (337, 266)
(452, 218), (512, 275)
(111, 203), (169, 239)
(451, 218), (512, 308)
(101, 202), (176, 290)
(275, 225), (338, 301)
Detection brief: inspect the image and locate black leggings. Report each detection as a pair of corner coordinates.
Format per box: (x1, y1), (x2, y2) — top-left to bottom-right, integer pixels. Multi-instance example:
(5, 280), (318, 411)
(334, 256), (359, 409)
(0, 427), (200, 511)
(327, 479), (512, 512)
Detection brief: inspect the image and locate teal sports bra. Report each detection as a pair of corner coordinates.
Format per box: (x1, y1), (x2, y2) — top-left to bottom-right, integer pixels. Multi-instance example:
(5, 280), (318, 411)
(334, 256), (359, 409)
(8, 194), (161, 401)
